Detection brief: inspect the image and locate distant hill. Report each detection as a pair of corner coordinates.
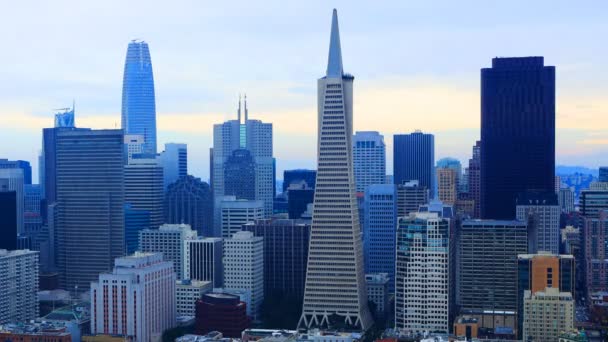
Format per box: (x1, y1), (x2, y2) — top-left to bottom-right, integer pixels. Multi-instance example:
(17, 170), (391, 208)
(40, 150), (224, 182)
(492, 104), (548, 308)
(556, 165), (598, 176)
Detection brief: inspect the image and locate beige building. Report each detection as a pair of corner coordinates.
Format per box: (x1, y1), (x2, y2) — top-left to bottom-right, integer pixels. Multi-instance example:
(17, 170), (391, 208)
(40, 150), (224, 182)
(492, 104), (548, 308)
(437, 168), (457, 205)
(176, 279), (212, 317)
(523, 287), (574, 342)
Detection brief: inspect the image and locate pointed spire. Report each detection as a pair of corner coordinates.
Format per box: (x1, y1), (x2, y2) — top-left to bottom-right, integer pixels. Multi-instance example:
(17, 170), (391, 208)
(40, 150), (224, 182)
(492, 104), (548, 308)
(244, 94), (248, 121)
(326, 9), (343, 78)
(238, 94), (242, 123)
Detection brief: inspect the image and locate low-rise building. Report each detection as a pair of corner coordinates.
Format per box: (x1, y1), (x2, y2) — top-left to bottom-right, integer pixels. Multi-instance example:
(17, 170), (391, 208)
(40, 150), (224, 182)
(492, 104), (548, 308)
(177, 279), (212, 318)
(0, 321), (72, 342)
(365, 273), (389, 317)
(523, 288), (574, 342)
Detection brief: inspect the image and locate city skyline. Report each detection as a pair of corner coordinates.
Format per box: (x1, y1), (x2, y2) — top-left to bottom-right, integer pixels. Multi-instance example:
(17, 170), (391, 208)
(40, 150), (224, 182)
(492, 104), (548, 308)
(1, 1), (608, 181)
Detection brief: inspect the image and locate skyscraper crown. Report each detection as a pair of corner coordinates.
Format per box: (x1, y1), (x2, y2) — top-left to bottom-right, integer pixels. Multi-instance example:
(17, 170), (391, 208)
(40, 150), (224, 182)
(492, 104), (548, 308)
(326, 9), (343, 78)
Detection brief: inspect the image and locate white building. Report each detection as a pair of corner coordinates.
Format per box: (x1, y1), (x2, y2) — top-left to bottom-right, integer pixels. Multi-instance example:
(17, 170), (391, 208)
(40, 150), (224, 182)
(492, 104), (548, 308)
(90, 252), (176, 342)
(523, 288), (574, 342)
(516, 194), (561, 254)
(365, 273), (389, 316)
(219, 196), (264, 238)
(124, 134), (145, 163)
(395, 212), (450, 334)
(176, 279), (212, 318)
(353, 131), (386, 193)
(0, 168), (24, 234)
(139, 223), (198, 279)
(183, 237), (224, 288)
(0, 249), (39, 324)
(159, 143), (188, 190)
(223, 231), (264, 321)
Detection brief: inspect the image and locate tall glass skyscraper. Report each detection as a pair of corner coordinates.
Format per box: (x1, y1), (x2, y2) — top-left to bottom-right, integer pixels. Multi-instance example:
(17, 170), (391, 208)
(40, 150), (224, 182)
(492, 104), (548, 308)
(393, 131), (435, 198)
(481, 57), (555, 220)
(353, 131), (386, 193)
(121, 40), (157, 154)
(299, 9), (372, 330)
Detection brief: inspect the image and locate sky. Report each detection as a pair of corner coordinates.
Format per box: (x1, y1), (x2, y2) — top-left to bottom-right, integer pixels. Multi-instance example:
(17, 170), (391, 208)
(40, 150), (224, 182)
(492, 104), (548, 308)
(1, 1), (607, 182)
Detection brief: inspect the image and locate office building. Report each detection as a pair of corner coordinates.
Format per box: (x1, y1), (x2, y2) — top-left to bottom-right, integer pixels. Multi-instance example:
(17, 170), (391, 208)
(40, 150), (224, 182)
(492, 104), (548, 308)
(395, 212), (450, 334)
(54, 105), (75, 128)
(124, 204), (150, 254)
(121, 40), (157, 154)
(194, 293), (249, 338)
(287, 183), (314, 220)
(0, 186), (17, 250)
(580, 190), (608, 217)
(363, 184), (397, 291)
(599, 167), (608, 182)
(437, 167), (457, 205)
(517, 253), (575, 339)
(242, 218), (310, 298)
(0, 159), (32, 185)
(224, 149), (256, 200)
(393, 131), (435, 198)
(184, 238), (223, 288)
(516, 192), (560, 254)
(283, 169), (316, 193)
(481, 57), (555, 219)
(437, 157), (462, 191)
(55, 129), (124, 289)
(223, 231), (264, 321)
(165, 175), (213, 237)
(219, 197), (264, 238)
(299, 10), (372, 331)
(125, 157), (164, 230)
(0, 168), (24, 234)
(353, 131), (386, 193)
(176, 279), (212, 318)
(24, 184), (42, 235)
(124, 134), (144, 163)
(558, 188), (575, 214)
(584, 211), (608, 297)
(0, 249), (39, 324)
(160, 143), (188, 189)
(365, 273), (389, 317)
(459, 220), (528, 312)
(523, 288), (574, 342)
(396, 180), (429, 218)
(467, 141), (481, 218)
(90, 252), (175, 342)
(139, 223), (198, 279)
(212, 96), (274, 225)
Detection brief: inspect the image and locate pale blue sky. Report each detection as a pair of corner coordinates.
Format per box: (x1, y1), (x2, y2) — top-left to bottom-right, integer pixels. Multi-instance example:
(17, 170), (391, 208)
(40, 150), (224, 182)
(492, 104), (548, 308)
(1, 1), (607, 181)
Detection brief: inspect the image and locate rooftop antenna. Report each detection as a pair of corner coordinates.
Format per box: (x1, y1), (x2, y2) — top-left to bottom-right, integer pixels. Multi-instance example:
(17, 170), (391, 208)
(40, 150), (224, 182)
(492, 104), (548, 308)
(72, 99), (75, 113)
(237, 94), (242, 123)
(244, 94), (248, 122)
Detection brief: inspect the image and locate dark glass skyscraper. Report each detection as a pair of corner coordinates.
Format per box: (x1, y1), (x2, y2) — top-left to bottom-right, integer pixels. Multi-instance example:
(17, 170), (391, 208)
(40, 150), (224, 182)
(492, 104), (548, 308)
(0, 186), (17, 250)
(481, 57), (555, 219)
(121, 40), (157, 154)
(165, 175), (213, 237)
(0, 159), (32, 185)
(393, 131), (435, 198)
(224, 149), (256, 200)
(283, 169), (316, 192)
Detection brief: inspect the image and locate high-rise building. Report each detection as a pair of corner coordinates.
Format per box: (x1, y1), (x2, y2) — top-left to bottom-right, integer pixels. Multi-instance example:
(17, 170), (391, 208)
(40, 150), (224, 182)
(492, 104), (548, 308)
(223, 231), (264, 322)
(183, 237), (223, 288)
(558, 188), (575, 214)
(437, 157), (462, 191)
(467, 141), (481, 218)
(523, 288), (574, 342)
(219, 197), (264, 239)
(176, 279), (212, 318)
(242, 218), (310, 298)
(0, 168), (24, 234)
(0, 159), (31, 185)
(90, 252), (175, 342)
(584, 211), (608, 297)
(396, 180), (429, 218)
(287, 183), (314, 220)
(0, 249), (39, 324)
(0, 181), (17, 250)
(55, 129), (124, 290)
(580, 190), (608, 217)
(516, 253), (575, 340)
(24, 184), (42, 235)
(124, 204), (150, 254)
(195, 293), (250, 338)
(165, 175), (213, 237)
(363, 184), (397, 292)
(224, 149), (256, 200)
(515, 192), (560, 254)
(393, 131), (435, 198)
(159, 143), (188, 189)
(212, 97), (274, 226)
(121, 40), (157, 154)
(54, 106), (75, 128)
(299, 10), (372, 330)
(480, 57), (555, 220)
(459, 220), (528, 312)
(353, 131), (386, 193)
(125, 157), (164, 230)
(437, 167), (457, 205)
(124, 134), (144, 164)
(599, 167), (608, 182)
(395, 212), (449, 334)
(283, 169), (316, 193)
(139, 223), (198, 279)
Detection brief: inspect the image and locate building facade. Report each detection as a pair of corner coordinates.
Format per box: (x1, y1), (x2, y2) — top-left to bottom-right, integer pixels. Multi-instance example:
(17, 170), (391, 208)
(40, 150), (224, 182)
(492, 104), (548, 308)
(125, 157), (164, 230)
(584, 211), (608, 297)
(481, 57), (555, 219)
(121, 40), (157, 154)
(467, 141), (481, 218)
(219, 197), (264, 239)
(139, 223), (198, 279)
(580, 190), (608, 217)
(159, 143), (187, 189)
(283, 169), (316, 193)
(437, 167), (457, 205)
(223, 231), (264, 322)
(523, 288), (574, 342)
(352, 131), (386, 193)
(515, 192), (560, 254)
(558, 188), (575, 214)
(365, 273), (389, 317)
(299, 10), (373, 330)
(0, 249), (39, 324)
(165, 175), (213, 237)
(395, 213), (449, 334)
(183, 238), (224, 288)
(90, 252), (175, 342)
(0, 186), (17, 250)
(0, 168), (24, 235)
(223, 149), (256, 201)
(176, 279), (212, 317)
(195, 293), (249, 338)
(393, 131), (435, 198)
(396, 180), (429, 218)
